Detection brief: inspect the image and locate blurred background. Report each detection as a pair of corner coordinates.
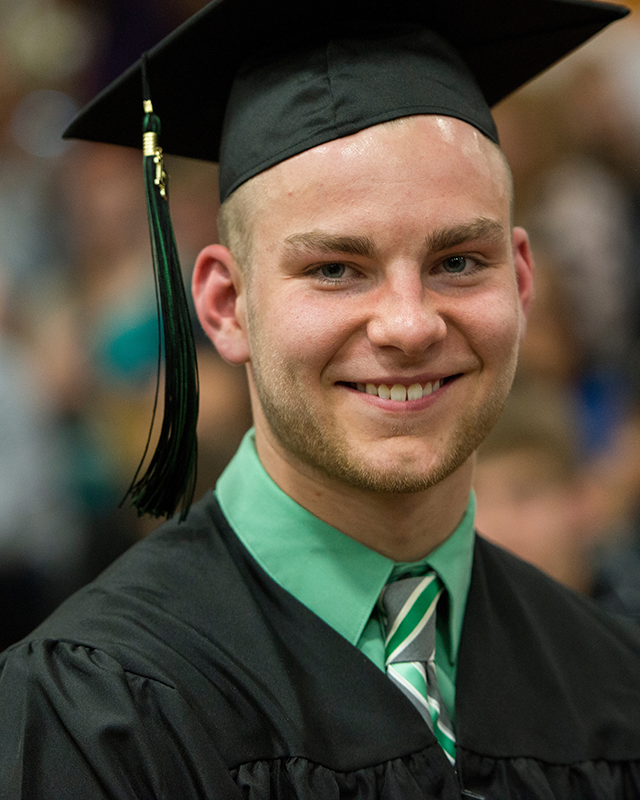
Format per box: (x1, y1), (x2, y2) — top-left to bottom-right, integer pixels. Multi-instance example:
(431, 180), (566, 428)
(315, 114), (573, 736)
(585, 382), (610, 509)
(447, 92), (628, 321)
(0, 0), (639, 649)
(0, 0), (252, 648)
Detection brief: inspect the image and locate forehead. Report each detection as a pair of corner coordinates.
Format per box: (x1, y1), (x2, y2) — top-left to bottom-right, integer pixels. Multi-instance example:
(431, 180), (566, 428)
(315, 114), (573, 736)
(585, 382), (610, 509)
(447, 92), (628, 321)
(248, 115), (511, 237)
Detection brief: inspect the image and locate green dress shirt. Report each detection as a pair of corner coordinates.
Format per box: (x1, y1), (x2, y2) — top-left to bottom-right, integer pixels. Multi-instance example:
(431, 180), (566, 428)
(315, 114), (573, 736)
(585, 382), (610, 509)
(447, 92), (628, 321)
(216, 429), (475, 726)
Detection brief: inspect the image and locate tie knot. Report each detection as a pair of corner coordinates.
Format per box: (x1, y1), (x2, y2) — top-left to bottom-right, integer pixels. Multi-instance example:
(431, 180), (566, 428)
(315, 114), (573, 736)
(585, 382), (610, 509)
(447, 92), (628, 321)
(381, 571), (443, 666)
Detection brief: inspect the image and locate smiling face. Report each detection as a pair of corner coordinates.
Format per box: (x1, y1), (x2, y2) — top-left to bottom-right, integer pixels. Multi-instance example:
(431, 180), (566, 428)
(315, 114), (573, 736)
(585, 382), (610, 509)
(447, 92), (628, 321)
(210, 115), (533, 501)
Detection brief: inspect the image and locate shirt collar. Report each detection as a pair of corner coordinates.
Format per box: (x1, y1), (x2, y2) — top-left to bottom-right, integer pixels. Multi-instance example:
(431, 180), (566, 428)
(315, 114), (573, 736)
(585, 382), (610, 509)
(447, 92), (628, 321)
(215, 429), (475, 663)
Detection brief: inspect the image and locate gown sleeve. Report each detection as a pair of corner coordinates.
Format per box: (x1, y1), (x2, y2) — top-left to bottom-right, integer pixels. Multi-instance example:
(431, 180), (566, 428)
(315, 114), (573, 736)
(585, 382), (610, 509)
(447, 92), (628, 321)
(0, 639), (242, 800)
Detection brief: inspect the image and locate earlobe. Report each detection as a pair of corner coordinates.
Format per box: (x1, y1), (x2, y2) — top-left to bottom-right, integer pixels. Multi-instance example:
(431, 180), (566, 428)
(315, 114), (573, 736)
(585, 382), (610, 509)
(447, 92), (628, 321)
(512, 227), (535, 338)
(192, 243), (250, 365)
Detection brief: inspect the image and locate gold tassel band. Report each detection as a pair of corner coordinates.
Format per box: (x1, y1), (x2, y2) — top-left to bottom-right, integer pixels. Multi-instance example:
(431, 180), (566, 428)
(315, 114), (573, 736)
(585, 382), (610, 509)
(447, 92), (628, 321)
(143, 131), (158, 157)
(143, 99), (154, 114)
(143, 129), (167, 199)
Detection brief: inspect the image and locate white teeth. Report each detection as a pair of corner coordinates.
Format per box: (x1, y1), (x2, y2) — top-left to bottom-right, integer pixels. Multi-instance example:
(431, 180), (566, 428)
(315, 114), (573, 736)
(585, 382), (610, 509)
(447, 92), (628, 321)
(390, 384), (407, 401)
(355, 378), (445, 401)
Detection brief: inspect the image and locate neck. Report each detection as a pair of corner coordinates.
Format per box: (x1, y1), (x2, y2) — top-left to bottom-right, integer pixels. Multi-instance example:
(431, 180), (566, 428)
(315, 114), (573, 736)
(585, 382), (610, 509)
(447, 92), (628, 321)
(255, 433), (474, 562)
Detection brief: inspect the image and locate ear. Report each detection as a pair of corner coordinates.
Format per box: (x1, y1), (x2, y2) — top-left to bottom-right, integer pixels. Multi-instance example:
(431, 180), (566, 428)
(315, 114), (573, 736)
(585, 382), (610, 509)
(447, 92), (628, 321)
(192, 243), (250, 365)
(512, 226), (535, 340)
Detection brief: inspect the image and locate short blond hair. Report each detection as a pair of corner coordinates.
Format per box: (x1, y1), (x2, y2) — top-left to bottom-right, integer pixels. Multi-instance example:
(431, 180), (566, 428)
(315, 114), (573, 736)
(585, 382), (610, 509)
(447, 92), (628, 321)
(217, 177), (262, 274)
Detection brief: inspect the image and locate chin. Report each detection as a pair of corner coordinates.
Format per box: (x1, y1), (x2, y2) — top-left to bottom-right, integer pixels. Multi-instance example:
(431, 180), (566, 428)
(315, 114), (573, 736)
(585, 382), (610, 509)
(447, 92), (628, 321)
(299, 438), (471, 495)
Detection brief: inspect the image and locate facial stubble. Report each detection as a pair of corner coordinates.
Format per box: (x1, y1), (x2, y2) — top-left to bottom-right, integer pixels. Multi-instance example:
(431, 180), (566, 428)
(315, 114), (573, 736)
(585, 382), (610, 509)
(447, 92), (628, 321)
(247, 321), (518, 495)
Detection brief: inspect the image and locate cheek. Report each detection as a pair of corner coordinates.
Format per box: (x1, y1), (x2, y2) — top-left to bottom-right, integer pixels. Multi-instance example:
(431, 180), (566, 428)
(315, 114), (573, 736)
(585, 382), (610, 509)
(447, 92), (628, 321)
(461, 292), (523, 367)
(248, 284), (349, 369)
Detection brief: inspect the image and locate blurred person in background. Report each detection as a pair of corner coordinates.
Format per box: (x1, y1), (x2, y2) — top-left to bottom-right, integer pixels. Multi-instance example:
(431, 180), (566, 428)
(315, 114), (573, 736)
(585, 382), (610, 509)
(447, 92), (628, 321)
(474, 237), (640, 620)
(474, 382), (595, 594)
(474, 380), (640, 620)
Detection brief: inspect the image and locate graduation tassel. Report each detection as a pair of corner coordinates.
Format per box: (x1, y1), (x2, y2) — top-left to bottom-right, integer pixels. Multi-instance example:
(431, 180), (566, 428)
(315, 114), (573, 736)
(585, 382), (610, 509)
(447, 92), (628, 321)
(123, 54), (199, 521)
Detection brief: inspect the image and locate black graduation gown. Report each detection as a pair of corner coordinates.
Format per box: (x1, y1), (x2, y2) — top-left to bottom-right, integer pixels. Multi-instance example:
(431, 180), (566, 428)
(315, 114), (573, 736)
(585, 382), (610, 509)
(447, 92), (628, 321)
(1, 493), (640, 799)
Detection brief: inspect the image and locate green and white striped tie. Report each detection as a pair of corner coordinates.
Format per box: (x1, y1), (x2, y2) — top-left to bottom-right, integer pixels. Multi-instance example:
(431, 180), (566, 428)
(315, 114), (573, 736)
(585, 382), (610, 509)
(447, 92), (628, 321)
(381, 572), (457, 764)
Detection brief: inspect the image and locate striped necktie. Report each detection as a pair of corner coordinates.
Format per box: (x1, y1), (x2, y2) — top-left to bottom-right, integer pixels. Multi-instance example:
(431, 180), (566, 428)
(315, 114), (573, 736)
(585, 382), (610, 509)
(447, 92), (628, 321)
(380, 572), (456, 764)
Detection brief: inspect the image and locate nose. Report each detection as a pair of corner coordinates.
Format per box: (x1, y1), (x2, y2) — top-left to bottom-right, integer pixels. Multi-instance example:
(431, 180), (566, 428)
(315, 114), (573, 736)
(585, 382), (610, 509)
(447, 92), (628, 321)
(366, 271), (447, 356)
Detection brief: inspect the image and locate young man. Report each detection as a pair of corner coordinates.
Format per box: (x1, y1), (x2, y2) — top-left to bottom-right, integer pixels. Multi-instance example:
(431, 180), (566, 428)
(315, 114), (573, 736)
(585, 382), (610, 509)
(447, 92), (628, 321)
(2, 1), (640, 797)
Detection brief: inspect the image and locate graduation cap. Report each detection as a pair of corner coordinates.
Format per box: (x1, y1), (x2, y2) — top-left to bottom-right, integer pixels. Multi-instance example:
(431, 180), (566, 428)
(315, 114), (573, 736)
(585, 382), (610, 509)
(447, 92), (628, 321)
(64, 0), (628, 520)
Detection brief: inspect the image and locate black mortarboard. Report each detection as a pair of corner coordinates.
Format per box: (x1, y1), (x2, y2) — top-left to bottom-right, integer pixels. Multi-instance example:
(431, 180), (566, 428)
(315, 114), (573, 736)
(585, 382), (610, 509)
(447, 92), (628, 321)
(67, 0), (628, 200)
(63, 0), (628, 519)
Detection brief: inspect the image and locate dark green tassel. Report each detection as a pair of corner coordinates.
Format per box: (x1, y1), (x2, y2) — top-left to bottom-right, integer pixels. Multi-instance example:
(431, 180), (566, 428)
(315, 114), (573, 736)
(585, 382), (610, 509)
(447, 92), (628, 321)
(123, 55), (199, 521)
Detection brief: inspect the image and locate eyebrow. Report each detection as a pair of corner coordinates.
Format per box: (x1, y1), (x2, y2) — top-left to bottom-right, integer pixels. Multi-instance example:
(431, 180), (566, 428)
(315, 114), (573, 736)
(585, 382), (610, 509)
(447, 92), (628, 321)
(425, 218), (506, 254)
(282, 217), (506, 260)
(283, 231), (379, 259)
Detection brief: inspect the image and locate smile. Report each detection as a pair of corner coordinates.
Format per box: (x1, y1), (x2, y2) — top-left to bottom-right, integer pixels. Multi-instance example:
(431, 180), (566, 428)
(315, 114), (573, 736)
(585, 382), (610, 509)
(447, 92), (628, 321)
(339, 378), (454, 402)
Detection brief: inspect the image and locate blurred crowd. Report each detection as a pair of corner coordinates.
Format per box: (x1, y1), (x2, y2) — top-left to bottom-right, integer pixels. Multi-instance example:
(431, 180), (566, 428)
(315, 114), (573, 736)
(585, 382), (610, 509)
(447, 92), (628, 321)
(1, 0), (640, 649)
(478, 4), (640, 620)
(0, 0), (252, 648)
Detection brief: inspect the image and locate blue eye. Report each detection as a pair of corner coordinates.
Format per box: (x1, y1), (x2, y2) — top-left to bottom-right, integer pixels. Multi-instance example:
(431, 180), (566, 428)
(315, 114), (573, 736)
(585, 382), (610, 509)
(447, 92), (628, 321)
(320, 263), (347, 279)
(442, 256), (469, 274)
(306, 261), (362, 286)
(307, 261), (360, 286)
